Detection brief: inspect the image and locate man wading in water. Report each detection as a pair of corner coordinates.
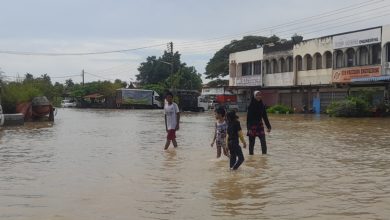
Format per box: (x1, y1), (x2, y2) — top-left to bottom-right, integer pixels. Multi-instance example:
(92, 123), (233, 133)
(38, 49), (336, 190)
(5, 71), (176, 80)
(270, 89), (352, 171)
(164, 92), (180, 150)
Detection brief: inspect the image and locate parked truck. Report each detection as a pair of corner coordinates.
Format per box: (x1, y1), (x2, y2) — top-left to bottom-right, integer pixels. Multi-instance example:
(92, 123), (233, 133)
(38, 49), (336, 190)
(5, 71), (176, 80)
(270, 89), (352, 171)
(170, 90), (207, 112)
(115, 89), (162, 109)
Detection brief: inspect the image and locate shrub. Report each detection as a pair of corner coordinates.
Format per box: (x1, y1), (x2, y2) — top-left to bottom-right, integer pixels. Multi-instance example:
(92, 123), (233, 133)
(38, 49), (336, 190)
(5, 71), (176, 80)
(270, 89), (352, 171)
(326, 96), (370, 117)
(267, 104), (293, 114)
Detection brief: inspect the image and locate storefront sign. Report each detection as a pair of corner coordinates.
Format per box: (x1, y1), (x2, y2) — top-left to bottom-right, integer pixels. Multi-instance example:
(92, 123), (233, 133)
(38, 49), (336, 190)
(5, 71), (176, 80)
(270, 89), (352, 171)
(332, 65), (381, 83)
(235, 75), (262, 86)
(333, 28), (381, 49)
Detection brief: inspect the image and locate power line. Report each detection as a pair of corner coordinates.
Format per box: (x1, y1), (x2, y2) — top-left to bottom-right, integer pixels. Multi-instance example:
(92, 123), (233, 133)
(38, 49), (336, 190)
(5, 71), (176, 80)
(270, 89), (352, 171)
(176, 3), (390, 53)
(175, 0), (383, 47)
(0, 43), (166, 56)
(84, 71), (113, 80)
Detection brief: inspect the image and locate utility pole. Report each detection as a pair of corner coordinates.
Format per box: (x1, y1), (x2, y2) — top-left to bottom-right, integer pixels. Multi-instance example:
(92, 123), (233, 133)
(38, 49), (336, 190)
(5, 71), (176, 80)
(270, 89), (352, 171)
(167, 42), (174, 90)
(82, 69), (85, 86)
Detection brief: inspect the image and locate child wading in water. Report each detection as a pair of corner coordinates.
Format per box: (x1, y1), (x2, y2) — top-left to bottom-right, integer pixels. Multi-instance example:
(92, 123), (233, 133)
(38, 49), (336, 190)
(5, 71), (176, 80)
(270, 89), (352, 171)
(226, 111), (247, 170)
(211, 107), (229, 158)
(164, 92), (180, 150)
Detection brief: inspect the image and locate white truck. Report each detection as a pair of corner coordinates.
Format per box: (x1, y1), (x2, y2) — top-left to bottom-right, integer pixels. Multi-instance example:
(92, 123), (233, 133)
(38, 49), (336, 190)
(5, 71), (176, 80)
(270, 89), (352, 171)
(115, 89), (162, 109)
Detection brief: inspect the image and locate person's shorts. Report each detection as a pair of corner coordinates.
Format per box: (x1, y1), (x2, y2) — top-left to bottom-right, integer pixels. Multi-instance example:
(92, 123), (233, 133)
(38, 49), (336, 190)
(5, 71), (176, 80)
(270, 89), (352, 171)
(167, 129), (176, 140)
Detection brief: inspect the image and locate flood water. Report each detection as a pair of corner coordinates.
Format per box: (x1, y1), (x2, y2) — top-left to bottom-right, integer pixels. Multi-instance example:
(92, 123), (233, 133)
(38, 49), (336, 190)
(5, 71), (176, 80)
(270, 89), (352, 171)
(0, 108), (390, 220)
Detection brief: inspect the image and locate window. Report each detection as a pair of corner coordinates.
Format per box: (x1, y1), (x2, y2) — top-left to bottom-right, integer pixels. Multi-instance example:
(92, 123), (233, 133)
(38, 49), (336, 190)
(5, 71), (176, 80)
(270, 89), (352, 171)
(335, 50), (343, 68)
(254, 61), (261, 75)
(272, 59), (278, 73)
(265, 60), (271, 74)
(242, 62), (252, 76)
(296, 56), (303, 71)
(280, 58), (286, 72)
(387, 43), (390, 62)
(314, 53), (322, 69)
(346, 48), (355, 67)
(324, 51), (332, 68)
(287, 56), (293, 72)
(305, 54), (312, 70)
(358, 46), (368, 66)
(386, 43), (390, 62)
(372, 44), (381, 65)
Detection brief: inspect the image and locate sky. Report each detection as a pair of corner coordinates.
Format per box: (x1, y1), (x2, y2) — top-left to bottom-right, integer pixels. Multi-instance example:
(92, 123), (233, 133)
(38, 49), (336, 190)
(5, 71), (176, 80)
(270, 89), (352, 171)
(1, 0), (390, 84)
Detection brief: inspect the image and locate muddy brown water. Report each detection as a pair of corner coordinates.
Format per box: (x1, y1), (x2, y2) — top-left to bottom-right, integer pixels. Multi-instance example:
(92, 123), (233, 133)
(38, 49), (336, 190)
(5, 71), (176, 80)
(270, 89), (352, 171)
(1, 108), (389, 220)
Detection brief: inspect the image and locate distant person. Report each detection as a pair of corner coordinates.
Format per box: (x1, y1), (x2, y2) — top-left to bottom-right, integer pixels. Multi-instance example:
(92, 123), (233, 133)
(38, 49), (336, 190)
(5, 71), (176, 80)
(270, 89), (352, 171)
(247, 90), (271, 155)
(226, 110), (246, 170)
(164, 92), (180, 150)
(210, 107), (229, 158)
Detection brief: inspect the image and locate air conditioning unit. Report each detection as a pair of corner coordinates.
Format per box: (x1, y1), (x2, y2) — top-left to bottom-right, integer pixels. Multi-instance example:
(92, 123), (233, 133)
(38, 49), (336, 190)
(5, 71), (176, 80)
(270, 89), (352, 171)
(385, 62), (390, 68)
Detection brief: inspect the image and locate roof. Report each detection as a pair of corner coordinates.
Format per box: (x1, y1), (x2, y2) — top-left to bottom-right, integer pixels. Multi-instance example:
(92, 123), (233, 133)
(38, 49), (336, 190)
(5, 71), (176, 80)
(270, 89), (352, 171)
(351, 75), (390, 82)
(83, 93), (104, 99)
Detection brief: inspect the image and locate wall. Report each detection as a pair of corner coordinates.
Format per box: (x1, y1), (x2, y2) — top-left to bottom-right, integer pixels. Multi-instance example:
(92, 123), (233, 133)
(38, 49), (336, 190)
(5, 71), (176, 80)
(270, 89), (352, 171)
(294, 36), (333, 56)
(229, 48), (263, 86)
(229, 48), (263, 64)
(234, 75), (262, 87)
(264, 72), (294, 87)
(382, 25), (390, 75)
(297, 69), (333, 85)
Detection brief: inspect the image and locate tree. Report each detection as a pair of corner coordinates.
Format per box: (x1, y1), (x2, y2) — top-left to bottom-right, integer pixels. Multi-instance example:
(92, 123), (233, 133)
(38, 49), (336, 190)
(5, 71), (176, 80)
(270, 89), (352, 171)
(206, 79), (229, 87)
(167, 66), (202, 91)
(65, 79), (75, 88)
(204, 35), (280, 79)
(0, 68), (4, 84)
(23, 73), (34, 82)
(136, 51), (181, 85)
(114, 79), (127, 88)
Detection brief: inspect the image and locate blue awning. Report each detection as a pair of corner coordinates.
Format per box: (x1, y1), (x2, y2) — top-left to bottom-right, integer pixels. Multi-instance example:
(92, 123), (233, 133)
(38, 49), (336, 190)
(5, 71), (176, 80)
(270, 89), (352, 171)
(351, 75), (390, 82)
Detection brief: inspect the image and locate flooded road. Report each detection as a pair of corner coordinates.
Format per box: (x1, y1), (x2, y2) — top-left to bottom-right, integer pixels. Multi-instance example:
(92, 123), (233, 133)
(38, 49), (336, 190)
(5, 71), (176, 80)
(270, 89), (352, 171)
(1, 109), (390, 220)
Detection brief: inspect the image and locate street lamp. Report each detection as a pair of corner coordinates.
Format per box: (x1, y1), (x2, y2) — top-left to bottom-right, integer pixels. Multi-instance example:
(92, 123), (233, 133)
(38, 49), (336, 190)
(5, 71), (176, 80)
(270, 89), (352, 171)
(156, 60), (174, 89)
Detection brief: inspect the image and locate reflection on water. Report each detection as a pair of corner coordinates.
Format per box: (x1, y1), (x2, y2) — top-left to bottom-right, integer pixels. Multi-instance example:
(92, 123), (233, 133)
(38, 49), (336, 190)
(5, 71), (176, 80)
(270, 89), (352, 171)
(210, 156), (269, 219)
(0, 109), (390, 220)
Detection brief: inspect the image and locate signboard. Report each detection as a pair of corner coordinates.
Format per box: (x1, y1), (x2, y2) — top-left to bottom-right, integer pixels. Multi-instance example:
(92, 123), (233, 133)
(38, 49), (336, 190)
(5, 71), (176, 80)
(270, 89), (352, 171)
(333, 28), (381, 49)
(235, 75), (262, 86)
(332, 65), (381, 83)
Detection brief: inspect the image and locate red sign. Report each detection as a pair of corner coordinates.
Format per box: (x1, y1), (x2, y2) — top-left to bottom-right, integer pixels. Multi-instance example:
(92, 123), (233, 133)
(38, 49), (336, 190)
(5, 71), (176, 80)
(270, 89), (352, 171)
(332, 66), (381, 83)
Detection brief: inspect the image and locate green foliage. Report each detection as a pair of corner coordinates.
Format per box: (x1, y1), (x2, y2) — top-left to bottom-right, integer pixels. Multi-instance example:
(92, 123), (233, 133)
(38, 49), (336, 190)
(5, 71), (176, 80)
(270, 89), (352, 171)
(141, 83), (168, 96)
(206, 79), (229, 87)
(1, 82), (42, 112)
(267, 104), (293, 114)
(136, 51), (181, 85)
(70, 80), (126, 97)
(0, 72), (128, 112)
(205, 35), (280, 79)
(166, 66), (202, 91)
(326, 96), (370, 117)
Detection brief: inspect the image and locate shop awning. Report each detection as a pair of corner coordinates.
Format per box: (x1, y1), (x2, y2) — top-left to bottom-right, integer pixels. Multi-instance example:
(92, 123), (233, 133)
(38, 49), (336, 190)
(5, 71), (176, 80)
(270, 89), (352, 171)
(351, 76), (390, 82)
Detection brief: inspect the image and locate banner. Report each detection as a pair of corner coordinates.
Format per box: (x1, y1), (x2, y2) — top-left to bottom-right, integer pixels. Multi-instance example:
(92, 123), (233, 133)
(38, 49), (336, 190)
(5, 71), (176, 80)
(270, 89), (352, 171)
(333, 28), (381, 49)
(235, 75), (262, 86)
(332, 66), (381, 83)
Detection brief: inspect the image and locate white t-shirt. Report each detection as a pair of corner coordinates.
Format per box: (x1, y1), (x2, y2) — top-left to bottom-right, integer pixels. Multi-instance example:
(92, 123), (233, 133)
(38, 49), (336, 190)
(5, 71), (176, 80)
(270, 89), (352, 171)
(164, 102), (180, 130)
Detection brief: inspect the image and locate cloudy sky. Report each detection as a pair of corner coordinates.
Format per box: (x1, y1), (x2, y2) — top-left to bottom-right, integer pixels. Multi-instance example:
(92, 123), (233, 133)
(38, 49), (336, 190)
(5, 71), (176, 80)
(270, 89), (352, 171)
(1, 0), (390, 84)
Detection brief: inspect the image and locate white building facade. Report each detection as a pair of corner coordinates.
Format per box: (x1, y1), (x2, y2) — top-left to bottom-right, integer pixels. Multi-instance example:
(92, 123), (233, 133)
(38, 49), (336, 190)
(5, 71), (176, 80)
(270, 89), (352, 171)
(227, 25), (390, 112)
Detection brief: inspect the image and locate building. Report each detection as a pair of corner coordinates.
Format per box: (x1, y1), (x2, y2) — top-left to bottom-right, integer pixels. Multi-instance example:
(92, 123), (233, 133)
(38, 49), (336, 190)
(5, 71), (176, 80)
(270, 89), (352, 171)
(228, 25), (390, 112)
